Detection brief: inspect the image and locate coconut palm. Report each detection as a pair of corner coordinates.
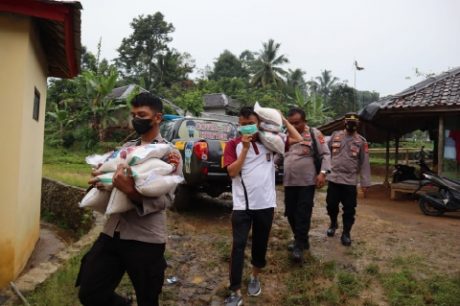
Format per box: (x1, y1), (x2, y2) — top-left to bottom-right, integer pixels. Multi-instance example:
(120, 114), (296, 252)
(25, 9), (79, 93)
(251, 39), (289, 88)
(314, 69), (339, 101)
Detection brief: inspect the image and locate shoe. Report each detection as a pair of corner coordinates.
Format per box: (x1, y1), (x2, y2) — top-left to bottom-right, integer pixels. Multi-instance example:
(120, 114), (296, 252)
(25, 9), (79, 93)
(341, 232), (352, 246)
(292, 247), (304, 264)
(326, 222), (338, 237)
(225, 292), (243, 306)
(247, 276), (261, 296)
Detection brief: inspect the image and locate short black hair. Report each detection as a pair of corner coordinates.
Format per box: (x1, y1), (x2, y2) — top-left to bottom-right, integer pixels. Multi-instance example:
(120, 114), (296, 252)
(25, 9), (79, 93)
(131, 92), (163, 113)
(239, 106), (259, 119)
(287, 107), (306, 121)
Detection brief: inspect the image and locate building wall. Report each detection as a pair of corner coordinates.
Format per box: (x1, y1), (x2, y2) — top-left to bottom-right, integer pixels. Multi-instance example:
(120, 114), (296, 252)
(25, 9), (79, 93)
(0, 14), (47, 288)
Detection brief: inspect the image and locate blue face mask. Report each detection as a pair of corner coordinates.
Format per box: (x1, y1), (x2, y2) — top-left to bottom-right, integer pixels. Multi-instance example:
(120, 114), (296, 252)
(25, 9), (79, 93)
(238, 124), (258, 135)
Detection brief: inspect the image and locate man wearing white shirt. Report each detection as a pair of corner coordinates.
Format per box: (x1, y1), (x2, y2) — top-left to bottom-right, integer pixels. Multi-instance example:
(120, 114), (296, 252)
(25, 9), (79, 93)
(223, 107), (301, 306)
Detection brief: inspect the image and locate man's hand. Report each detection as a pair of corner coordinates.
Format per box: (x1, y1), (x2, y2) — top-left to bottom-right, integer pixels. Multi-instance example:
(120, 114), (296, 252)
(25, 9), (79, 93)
(241, 134), (252, 150)
(88, 168), (105, 190)
(112, 164), (136, 195)
(315, 172), (326, 188)
(167, 151), (181, 173)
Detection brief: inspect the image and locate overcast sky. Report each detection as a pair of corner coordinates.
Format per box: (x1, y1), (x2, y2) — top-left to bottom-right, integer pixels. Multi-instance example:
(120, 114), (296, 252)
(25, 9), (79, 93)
(78, 0), (460, 96)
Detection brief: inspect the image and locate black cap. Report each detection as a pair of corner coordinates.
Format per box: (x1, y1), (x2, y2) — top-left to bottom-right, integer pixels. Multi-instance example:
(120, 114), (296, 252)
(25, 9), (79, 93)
(344, 112), (359, 122)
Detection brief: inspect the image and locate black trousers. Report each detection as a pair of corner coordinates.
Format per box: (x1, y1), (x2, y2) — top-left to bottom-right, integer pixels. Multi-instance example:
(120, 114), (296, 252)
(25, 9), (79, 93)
(76, 233), (166, 306)
(284, 186), (316, 250)
(326, 181), (357, 233)
(229, 208), (274, 291)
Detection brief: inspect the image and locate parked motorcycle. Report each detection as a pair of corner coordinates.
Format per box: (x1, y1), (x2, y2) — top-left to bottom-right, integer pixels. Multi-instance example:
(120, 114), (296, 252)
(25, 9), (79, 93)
(415, 172), (460, 216)
(392, 157), (433, 183)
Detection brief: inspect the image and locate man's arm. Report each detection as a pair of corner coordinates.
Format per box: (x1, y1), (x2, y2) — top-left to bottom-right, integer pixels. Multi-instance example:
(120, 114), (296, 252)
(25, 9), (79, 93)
(359, 141), (372, 189)
(282, 116), (303, 144)
(314, 129), (331, 188)
(226, 135), (251, 178)
(112, 147), (183, 215)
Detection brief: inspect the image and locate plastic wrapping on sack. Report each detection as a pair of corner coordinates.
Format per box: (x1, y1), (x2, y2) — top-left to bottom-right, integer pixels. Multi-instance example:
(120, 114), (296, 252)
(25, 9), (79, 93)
(259, 122), (282, 133)
(82, 144), (180, 215)
(105, 188), (134, 215)
(128, 144), (172, 165)
(131, 158), (174, 179)
(97, 172), (115, 188)
(136, 175), (184, 197)
(79, 188), (110, 214)
(94, 144), (173, 173)
(85, 151), (113, 168)
(259, 131), (286, 155)
(254, 101), (282, 126)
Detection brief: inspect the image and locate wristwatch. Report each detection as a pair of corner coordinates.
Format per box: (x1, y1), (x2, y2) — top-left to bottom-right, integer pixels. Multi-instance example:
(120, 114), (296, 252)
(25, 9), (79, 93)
(320, 170), (329, 175)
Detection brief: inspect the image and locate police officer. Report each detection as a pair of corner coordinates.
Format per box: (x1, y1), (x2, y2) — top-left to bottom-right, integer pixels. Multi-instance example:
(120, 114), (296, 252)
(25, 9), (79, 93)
(284, 107), (331, 263)
(326, 113), (371, 246)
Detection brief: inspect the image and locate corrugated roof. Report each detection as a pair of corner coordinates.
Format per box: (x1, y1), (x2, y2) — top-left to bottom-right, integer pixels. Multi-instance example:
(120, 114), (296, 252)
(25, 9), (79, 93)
(380, 66), (460, 110)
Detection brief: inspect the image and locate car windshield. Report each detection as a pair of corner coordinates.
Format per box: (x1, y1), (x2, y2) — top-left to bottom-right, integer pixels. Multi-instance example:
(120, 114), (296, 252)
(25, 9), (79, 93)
(177, 119), (237, 140)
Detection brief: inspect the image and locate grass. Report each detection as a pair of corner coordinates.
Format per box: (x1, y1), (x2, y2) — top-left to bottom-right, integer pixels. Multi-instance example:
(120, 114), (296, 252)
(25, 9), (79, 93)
(379, 255), (460, 306)
(23, 246), (89, 306)
(42, 145), (91, 188)
(281, 255), (364, 306)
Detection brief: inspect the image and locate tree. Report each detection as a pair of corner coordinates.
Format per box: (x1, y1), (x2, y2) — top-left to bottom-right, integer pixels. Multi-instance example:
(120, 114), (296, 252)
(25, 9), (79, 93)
(46, 100), (77, 147)
(329, 83), (356, 116)
(251, 39), (289, 88)
(76, 68), (123, 142)
(239, 50), (256, 74)
(175, 90), (204, 116)
(115, 12), (175, 90)
(314, 70), (339, 102)
(285, 68), (307, 97)
(289, 87), (334, 126)
(208, 50), (249, 80)
(154, 49), (194, 88)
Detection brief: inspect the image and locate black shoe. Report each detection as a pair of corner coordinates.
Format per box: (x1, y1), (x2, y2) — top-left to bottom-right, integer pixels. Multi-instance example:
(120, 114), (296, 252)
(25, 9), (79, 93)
(341, 232), (352, 246)
(326, 224), (337, 237)
(292, 247), (304, 263)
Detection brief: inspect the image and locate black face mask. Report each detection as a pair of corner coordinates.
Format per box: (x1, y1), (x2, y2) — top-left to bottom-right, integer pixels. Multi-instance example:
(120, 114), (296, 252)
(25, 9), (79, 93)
(345, 122), (358, 133)
(132, 117), (153, 135)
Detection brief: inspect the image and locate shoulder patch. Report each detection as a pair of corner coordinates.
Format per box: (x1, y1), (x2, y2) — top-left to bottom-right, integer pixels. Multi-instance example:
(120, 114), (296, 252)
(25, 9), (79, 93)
(316, 131), (325, 144)
(364, 142), (369, 153)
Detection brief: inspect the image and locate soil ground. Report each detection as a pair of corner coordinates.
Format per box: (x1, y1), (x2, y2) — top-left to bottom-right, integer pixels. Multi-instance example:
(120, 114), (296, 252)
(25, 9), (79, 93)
(158, 185), (460, 305)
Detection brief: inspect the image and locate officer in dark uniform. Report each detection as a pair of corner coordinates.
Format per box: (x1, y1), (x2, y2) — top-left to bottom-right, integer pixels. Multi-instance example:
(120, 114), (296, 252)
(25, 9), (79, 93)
(326, 113), (371, 246)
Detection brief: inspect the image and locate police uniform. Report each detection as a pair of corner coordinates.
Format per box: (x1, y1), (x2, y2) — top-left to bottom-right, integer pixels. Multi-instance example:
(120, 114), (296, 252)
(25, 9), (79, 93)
(326, 115), (371, 245)
(284, 127), (331, 253)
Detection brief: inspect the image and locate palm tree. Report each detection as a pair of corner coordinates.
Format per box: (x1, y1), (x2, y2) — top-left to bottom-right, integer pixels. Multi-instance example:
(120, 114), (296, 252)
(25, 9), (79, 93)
(251, 39), (289, 88)
(286, 68), (307, 96)
(314, 69), (339, 101)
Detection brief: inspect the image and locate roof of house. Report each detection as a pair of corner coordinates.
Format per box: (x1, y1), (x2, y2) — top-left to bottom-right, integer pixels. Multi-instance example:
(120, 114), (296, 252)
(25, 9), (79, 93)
(0, 0), (82, 78)
(203, 93), (241, 113)
(319, 67), (460, 142)
(203, 93), (229, 109)
(379, 66), (460, 112)
(107, 84), (148, 100)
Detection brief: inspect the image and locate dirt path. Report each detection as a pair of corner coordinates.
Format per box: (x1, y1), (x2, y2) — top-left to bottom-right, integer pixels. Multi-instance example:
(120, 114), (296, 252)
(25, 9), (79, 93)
(161, 185), (460, 305)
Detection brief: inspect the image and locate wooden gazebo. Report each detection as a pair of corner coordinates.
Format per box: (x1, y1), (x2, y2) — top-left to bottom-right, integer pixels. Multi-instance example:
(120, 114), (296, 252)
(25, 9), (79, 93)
(320, 66), (460, 184)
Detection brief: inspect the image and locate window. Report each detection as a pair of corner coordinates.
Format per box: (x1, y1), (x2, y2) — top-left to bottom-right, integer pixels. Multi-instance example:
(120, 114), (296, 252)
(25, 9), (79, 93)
(33, 88), (40, 121)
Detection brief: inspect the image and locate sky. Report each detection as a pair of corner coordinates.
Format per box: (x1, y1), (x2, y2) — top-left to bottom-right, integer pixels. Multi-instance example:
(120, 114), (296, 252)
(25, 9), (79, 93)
(78, 0), (460, 96)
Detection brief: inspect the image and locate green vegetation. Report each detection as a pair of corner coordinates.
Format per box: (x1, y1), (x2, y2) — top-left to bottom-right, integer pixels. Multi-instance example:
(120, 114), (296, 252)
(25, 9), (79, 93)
(380, 255), (460, 306)
(42, 145), (90, 188)
(45, 11), (383, 152)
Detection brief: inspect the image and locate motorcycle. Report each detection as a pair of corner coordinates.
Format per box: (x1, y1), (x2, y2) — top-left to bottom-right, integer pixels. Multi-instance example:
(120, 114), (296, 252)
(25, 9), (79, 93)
(415, 172), (460, 216)
(392, 157), (433, 183)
